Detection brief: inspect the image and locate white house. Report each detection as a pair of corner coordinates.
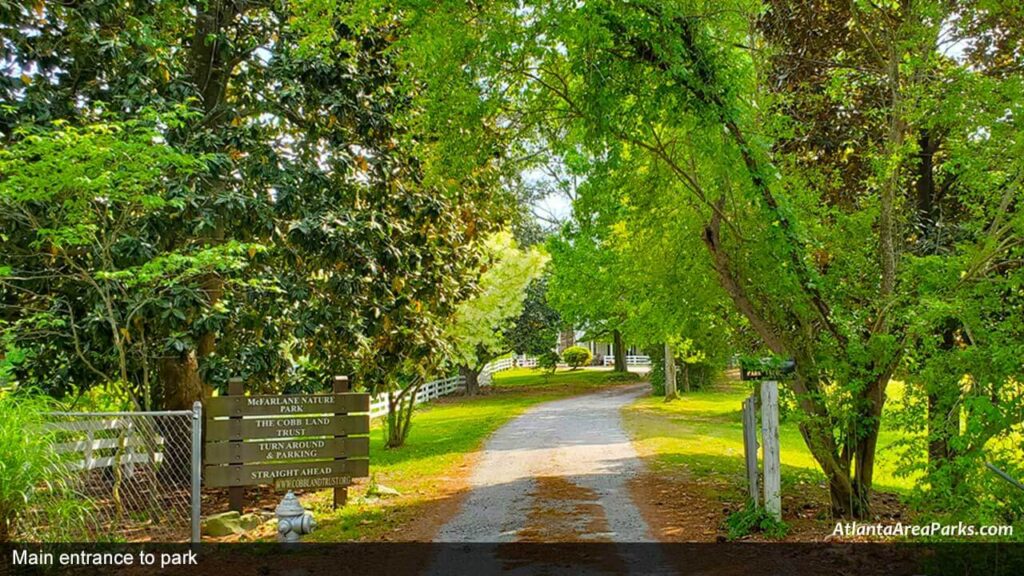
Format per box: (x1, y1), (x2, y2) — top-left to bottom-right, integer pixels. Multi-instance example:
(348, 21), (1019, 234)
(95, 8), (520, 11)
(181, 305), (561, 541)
(557, 329), (647, 366)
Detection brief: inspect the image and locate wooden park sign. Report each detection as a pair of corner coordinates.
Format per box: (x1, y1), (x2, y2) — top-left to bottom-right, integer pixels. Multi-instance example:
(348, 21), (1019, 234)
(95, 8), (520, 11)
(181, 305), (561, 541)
(204, 376), (370, 511)
(206, 414), (369, 442)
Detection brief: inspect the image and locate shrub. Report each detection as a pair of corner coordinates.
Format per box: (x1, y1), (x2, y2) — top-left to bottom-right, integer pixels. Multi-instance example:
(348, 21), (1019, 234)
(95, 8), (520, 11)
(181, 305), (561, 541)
(562, 346), (592, 370)
(648, 345), (719, 395)
(724, 501), (789, 540)
(537, 351), (560, 374)
(0, 393), (89, 542)
(648, 345), (666, 395)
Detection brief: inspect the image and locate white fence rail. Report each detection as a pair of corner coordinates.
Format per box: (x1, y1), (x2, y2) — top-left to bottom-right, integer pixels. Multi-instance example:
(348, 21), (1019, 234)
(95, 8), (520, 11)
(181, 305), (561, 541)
(369, 375), (467, 418)
(369, 355), (536, 418)
(484, 357), (515, 374)
(603, 354), (652, 366)
(47, 417), (165, 472)
(36, 409), (201, 543)
(480, 355), (536, 386)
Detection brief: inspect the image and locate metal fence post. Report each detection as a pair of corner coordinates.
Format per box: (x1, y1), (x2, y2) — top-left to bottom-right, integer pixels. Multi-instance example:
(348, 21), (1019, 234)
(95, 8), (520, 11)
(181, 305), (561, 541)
(191, 401), (203, 543)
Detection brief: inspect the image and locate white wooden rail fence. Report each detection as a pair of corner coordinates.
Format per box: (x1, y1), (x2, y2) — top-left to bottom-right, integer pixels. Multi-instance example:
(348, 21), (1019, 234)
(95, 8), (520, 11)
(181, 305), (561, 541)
(479, 354), (536, 386)
(368, 375), (466, 418)
(368, 355), (536, 419)
(47, 416), (165, 472)
(602, 354), (652, 367)
(41, 409), (200, 543)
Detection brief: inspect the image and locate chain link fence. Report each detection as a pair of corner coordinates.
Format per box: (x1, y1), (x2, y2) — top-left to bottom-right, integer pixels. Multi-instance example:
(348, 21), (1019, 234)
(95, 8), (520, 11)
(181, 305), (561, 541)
(20, 408), (200, 542)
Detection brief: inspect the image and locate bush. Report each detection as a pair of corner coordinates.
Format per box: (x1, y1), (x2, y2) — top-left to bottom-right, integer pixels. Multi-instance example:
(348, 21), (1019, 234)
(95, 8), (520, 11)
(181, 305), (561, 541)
(648, 345), (666, 395)
(648, 345), (719, 395)
(724, 501), (789, 540)
(0, 393), (89, 541)
(537, 351), (560, 374)
(562, 346), (592, 370)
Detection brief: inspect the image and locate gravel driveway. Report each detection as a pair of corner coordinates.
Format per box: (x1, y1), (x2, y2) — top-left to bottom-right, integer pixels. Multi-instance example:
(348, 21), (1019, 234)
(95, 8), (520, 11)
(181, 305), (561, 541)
(427, 383), (669, 574)
(436, 383), (656, 544)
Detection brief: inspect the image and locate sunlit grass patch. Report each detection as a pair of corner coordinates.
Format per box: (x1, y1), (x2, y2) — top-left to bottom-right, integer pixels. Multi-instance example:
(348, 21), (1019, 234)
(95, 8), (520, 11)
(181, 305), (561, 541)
(623, 380), (917, 496)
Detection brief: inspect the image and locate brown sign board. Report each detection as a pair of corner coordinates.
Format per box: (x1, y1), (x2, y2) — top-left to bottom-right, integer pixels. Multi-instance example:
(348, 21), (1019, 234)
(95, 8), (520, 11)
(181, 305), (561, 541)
(205, 459), (369, 488)
(205, 436), (369, 465)
(206, 393), (369, 417)
(205, 414), (370, 442)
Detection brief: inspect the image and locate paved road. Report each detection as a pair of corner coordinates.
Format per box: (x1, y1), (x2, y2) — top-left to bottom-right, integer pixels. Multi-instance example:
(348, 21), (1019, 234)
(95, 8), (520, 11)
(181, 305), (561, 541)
(429, 384), (666, 574)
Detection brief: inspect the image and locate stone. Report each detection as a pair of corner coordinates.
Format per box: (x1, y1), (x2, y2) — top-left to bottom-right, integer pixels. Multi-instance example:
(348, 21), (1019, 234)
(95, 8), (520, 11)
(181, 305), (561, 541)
(367, 483), (401, 498)
(238, 513), (263, 531)
(202, 511), (243, 537)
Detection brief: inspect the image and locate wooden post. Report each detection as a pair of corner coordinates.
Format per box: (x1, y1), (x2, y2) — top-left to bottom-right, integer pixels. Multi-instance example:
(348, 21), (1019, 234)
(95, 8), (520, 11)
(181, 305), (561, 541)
(333, 375), (351, 509)
(742, 395), (759, 506)
(227, 377), (245, 513)
(760, 380), (781, 520)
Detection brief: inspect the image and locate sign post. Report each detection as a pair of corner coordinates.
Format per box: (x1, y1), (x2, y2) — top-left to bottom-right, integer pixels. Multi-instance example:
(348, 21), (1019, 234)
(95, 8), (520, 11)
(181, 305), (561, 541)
(741, 394), (759, 507)
(227, 377), (244, 513)
(333, 375), (351, 509)
(739, 357), (793, 520)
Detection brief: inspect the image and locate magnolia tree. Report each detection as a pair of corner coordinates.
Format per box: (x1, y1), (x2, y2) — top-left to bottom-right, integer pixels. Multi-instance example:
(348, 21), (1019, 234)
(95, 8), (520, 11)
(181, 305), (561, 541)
(445, 232), (548, 395)
(0, 2), (509, 418)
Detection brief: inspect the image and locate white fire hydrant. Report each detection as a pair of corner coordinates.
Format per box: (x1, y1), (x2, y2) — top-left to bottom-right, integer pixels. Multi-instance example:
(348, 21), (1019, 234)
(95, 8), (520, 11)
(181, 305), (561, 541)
(276, 491), (316, 542)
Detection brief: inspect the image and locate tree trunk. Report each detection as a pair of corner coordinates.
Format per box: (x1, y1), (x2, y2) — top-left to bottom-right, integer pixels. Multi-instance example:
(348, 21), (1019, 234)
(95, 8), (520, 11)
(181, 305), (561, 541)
(460, 365), (481, 396)
(159, 352), (203, 411)
(682, 362), (691, 393)
(826, 473), (869, 519)
(927, 384), (964, 492)
(612, 329), (627, 373)
(385, 384), (419, 448)
(798, 400), (880, 519)
(664, 343), (679, 400)
(914, 127), (967, 494)
(160, 1), (239, 410)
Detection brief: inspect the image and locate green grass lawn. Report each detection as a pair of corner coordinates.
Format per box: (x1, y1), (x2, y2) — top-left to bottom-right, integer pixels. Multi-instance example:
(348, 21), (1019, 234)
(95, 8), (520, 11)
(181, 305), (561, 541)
(623, 377), (916, 502)
(302, 368), (641, 541)
(624, 377), (1024, 542)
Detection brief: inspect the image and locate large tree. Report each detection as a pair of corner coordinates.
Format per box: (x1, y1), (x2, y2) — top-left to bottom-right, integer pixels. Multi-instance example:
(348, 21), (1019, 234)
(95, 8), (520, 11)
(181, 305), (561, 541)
(505, 275), (563, 359)
(0, 2), (507, 409)
(0, 114), (223, 408)
(399, 0), (1024, 518)
(445, 231), (548, 395)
